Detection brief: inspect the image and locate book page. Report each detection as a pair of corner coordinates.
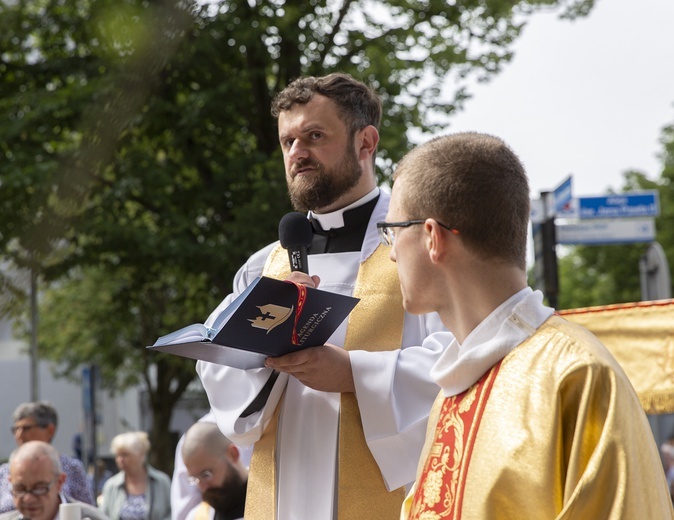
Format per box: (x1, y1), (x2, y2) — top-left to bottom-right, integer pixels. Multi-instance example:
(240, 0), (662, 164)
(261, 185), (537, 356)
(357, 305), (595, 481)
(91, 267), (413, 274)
(154, 323), (209, 346)
(210, 277), (262, 332)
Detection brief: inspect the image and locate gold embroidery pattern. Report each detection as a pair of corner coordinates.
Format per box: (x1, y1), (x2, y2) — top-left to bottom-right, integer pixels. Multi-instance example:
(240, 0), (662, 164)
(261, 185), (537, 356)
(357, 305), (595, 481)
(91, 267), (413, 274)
(409, 364), (501, 520)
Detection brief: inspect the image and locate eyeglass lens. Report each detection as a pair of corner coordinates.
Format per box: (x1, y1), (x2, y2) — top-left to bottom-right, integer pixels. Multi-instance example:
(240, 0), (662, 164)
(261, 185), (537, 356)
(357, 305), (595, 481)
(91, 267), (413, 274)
(187, 470), (213, 486)
(11, 424), (41, 434)
(12, 480), (55, 497)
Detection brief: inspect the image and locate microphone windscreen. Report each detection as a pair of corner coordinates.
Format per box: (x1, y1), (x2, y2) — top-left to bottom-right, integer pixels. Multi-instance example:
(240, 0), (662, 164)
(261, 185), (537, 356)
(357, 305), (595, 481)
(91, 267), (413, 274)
(279, 212), (313, 248)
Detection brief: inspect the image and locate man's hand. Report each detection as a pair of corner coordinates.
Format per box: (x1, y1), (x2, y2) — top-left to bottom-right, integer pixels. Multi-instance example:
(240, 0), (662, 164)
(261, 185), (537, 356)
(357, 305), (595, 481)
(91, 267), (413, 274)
(285, 271), (321, 288)
(265, 343), (355, 393)
(275, 272), (354, 392)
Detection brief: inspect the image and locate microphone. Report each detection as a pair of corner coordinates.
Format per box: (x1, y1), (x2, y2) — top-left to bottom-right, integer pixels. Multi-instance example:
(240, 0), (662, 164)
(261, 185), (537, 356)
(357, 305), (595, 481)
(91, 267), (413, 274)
(278, 212), (313, 273)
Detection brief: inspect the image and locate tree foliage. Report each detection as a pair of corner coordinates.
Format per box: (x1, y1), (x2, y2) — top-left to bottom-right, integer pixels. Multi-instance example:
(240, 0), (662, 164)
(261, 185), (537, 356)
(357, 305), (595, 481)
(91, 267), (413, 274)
(0, 0), (596, 471)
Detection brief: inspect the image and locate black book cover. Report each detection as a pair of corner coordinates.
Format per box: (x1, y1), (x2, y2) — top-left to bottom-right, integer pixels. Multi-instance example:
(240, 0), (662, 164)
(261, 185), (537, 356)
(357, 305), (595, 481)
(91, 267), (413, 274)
(148, 276), (359, 369)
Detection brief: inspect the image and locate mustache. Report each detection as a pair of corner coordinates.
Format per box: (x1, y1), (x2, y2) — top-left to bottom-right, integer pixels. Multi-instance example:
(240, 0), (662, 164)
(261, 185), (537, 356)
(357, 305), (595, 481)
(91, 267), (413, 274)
(290, 159), (321, 176)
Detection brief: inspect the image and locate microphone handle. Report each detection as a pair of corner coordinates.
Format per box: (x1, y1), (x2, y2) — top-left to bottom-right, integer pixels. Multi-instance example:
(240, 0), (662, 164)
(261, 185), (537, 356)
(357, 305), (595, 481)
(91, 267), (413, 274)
(288, 246), (308, 273)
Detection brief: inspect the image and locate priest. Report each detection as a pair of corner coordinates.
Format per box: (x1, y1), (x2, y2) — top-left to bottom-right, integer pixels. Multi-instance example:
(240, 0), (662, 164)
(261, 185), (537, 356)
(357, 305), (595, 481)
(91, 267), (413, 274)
(196, 73), (448, 520)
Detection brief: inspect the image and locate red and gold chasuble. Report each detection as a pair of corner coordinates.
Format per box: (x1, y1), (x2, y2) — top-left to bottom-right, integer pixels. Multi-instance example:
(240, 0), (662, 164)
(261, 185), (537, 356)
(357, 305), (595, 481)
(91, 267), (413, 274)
(408, 361), (503, 519)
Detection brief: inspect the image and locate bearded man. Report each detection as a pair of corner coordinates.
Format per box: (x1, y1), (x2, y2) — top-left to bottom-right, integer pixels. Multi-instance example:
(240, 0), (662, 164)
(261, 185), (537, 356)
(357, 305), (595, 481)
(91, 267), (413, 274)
(196, 72), (448, 520)
(181, 423), (247, 520)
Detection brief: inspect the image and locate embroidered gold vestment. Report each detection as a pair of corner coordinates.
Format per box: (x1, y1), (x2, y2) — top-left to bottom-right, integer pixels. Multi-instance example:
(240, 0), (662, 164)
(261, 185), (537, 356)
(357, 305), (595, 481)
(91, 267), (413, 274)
(402, 316), (674, 520)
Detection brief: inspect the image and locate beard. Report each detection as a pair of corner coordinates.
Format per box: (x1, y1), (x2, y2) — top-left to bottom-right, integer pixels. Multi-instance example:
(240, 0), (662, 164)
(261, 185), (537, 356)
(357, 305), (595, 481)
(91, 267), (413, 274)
(287, 140), (362, 212)
(201, 470), (247, 518)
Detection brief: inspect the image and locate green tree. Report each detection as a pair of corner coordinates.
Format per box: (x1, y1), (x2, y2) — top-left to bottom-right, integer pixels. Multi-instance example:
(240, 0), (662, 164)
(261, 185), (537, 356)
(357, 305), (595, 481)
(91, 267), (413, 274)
(557, 130), (674, 310)
(0, 0), (596, 471)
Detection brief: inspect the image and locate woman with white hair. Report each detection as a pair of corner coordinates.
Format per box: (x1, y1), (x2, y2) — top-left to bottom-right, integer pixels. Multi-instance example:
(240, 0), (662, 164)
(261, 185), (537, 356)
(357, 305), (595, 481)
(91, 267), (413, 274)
(100, 432), (171, 520)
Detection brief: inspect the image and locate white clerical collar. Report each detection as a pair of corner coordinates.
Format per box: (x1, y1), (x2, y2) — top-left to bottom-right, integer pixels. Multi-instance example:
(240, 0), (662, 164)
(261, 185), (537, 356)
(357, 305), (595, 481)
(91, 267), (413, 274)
(308, 187), (379, 231)
(430, 288), (554, 396)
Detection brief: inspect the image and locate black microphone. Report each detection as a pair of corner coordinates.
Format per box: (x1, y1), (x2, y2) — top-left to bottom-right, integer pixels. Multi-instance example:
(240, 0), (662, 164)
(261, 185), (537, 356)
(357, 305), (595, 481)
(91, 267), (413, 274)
(278, 212), (313, 273)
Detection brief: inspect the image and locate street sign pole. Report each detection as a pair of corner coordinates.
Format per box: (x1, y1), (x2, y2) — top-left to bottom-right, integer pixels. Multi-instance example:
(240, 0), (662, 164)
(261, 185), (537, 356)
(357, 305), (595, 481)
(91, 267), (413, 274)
(540, 191), (559, 309)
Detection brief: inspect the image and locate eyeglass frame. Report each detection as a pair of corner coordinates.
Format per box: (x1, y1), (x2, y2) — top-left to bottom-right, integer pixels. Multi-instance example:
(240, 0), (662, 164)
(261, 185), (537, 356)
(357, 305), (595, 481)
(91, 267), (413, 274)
(376, 219), (458, 246)
(187, 469), (214, 487)
(10, 423), (48, 435)
(11, 477), (58, 498)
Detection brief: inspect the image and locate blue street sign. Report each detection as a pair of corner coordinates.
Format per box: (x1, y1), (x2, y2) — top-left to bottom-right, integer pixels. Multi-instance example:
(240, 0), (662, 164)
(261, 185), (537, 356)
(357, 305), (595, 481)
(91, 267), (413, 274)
(553, 175), (573, 214)
(578, 191), (659, 219)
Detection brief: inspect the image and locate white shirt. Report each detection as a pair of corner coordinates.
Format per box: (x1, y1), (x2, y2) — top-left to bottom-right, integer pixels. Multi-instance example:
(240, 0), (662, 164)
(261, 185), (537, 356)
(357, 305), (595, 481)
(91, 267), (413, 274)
(197, 190), (447, 520)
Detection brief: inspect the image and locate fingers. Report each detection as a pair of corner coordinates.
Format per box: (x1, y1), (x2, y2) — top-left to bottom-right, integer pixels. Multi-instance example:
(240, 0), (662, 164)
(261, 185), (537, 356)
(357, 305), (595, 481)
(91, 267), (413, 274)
(285, 272), (321, 288)
(265, 347), (316, 370)
(264, 345), (354, 393)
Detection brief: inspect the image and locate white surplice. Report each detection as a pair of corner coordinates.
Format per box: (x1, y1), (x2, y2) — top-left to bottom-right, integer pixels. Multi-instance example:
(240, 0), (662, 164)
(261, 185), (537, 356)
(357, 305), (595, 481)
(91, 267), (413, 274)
(196, 191), (449, 520)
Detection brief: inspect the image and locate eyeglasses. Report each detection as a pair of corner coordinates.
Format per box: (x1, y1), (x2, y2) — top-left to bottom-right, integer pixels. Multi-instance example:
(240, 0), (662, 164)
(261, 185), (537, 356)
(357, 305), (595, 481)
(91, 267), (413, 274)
(10, 424), (46, 435)
(187, 469), (214, 487)
(11, 478), (57, 498)
(377, 219), (458, 246)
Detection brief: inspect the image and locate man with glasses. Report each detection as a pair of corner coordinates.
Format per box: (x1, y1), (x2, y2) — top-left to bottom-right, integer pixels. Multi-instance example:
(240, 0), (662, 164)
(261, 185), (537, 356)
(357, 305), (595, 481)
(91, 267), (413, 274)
(196, 72), (448, 519)
(0, 402), (95, 513)
(376, 131), (673, 518)
(181, 423), (248, 520)
(0, 441), (108, 520)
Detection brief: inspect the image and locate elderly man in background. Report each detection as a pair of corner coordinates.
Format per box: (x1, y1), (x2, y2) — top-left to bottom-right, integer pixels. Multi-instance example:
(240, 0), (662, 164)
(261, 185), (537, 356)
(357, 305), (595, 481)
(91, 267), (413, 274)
(0, 441), (108, 520)
(0, 402), (95, 513)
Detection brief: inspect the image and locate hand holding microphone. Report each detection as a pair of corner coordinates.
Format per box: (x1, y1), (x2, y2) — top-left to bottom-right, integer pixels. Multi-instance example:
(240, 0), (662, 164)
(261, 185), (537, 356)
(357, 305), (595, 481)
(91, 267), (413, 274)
(278, 212), (320, 288)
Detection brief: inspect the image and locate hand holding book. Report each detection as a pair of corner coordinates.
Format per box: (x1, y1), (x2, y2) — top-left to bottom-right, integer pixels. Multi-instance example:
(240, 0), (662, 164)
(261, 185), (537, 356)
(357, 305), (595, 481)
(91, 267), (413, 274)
(148, 276), (359, 370)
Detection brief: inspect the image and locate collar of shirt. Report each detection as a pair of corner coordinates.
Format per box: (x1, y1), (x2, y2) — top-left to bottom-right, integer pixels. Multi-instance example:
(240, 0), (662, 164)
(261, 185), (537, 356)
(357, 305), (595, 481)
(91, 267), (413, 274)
(430, 287), (554, 396)
(307, 188), (380, 254)
(308, 187), (379, 230)
(53, 493), (69, 520)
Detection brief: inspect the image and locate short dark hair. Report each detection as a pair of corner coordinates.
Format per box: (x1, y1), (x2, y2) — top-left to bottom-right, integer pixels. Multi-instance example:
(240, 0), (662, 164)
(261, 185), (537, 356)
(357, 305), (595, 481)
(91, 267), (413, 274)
(271, 73), (382, 135)
(12, 401), (58, 429)
(394, 132), (530, 269)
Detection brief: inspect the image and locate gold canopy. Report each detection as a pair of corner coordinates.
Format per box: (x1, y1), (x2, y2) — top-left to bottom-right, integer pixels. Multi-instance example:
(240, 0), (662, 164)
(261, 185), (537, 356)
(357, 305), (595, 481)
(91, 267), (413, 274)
(560, 299), (674, 414)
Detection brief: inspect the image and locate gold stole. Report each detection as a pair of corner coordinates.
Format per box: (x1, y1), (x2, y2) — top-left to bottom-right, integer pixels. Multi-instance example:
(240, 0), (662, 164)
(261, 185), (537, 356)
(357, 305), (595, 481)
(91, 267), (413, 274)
(407, 361), (502, 520)
(193, 502), (211, 520)
(245, 244), (406, 519)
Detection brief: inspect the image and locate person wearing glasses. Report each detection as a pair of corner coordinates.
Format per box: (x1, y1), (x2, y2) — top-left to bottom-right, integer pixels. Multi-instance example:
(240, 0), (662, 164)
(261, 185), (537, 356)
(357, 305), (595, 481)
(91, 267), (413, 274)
(0, 441), (108, 520)
(0, 402), (95, 513)
(196, 72), (448, 519)
(100, 432), (170, 520)
(375, 132), (674, 519)
(180, 422), (248, 520)
(169, 412), (252, 520)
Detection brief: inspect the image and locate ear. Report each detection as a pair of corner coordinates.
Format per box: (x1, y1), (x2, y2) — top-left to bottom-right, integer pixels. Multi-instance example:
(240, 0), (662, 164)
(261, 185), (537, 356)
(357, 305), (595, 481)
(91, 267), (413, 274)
(425, 219), (449, 264)
(225, 444), (240, 464)
(45, 424), (56, 441)
(55, 472), (66, 492)
(356, 125), (379, 162)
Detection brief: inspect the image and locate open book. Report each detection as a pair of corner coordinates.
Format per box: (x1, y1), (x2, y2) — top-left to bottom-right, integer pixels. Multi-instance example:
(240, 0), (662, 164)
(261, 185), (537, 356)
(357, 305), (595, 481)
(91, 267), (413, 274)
(148, 276), (359, 370)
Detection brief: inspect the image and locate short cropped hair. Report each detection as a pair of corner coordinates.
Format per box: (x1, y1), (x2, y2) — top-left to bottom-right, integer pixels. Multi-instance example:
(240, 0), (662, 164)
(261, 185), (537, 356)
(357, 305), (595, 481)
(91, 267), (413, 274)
(182, 422), (231, 461)
(12, 402), (58, 429)
(394, 132), (530, 269)
(110, 431), (150, 459)
(9, 441), (63, 476)
(271, 72), (382, 135)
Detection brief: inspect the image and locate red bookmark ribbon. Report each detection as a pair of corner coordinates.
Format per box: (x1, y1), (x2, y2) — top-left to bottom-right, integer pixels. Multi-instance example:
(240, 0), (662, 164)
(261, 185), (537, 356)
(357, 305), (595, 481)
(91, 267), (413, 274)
(284, 280), (307, 346)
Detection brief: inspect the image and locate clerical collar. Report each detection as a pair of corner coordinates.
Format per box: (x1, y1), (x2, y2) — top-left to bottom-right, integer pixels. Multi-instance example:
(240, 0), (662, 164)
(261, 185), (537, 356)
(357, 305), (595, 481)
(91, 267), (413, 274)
(308, 188), (380, 254)
(308, 187), (379, 231)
